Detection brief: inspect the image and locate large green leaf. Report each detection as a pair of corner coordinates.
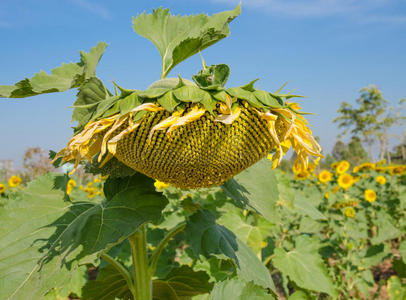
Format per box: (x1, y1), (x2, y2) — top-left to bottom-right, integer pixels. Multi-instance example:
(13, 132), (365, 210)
(132, 5), (240, 78)
(0, 42), (107, 98)
(209, 278), (274, 300)
(371, 211), (401, 244)
(272, 236), (336, 297)
(83, 265), (211, 300)
(293, 193), (326, 220)
(185, 210), (238, 263)
(399, 240), (406, 264)
(222, 159), (279, 223)
(388, 276), (406, 300)
(0, 174), (81, 299)
(185, 210), (275, 291)
(81, 264), (133, 300)
(153, 266), (212, 300)
(41, 175), (168, 265)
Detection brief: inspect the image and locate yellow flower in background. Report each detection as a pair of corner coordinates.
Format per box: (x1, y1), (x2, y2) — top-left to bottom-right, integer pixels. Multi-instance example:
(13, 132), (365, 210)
(324, 192), (329, 199)
(364, 189), (377, 203)
(376, 159), (386, 166)
(318, 170), (333, 184)
(0, 184), (6, 194)
(8, 175), (22, 188)
(376, 176), (386, 185)
(295, 170), (310, 180)
(154, 180), (170, 190)
(68, 179), (76, 188)
(344, 207), (355, 218)
(332, 186), (340, 193)
(292, 164), (302, 174)
(353, 162), (375, 173)
(67, 179), (76, 195)
(94, 177), (101, 183)
(87, 187), (97, 199)
(389, 165), (406, 175)
(336, 160), (350, 174)
(338, 173), (354, 189)
(86, 182), (93, 187)
(101, 175), (109, 180)
(331, 162), (339, 170)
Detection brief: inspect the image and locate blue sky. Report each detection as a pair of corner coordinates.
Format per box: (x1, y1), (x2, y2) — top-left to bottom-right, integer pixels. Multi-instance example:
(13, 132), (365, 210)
(1, 0), (405, 166)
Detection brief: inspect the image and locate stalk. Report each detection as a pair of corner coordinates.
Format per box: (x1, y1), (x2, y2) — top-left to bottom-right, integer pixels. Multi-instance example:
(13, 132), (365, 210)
(129, 224), (151, 300)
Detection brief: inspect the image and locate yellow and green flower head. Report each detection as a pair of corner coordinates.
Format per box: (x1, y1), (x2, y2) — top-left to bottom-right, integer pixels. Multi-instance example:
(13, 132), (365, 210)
(0, 5), (322, 189)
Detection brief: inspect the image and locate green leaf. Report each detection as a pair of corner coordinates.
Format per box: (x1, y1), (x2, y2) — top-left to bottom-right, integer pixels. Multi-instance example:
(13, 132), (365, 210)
(173, 85), (211, 103)
(209, 278), (274, 300)
(81, 264), (133, 300)
(41, 174), (168, 265)
(153, 265), (212, 300)
(288, 291), (313, 300)
(103, 172), (157, 200)
(192, 64), (230, 89)
(211, 90), (227, 102)
(362, 243), (391, 268)
(371, 211), (401, 244)
(138, 87), (171, 99)
(293, 193), (326, 220)
(399, 241), (406, 264)
(240, 78), (259, 92)
(71, 77), (112, 132)
(253, 90), (283, 108)
(148, 77), (196, 90)
(132, 5), (241, 78)
(185, 210), (275, 291)
(158, 91), (181, 112)
(222, 159), (279, 223)
(235, 239), (275, 292)
(218, 210), (264, 255)
(120, 92), (141, 115)
(227, 87), (264, 108)
(388, 276), (406, 300)
(185, 210), (238, 263)
(0, 42), (107, 98)
(272, 236), (336, 297)
(0, 174), (81, 299)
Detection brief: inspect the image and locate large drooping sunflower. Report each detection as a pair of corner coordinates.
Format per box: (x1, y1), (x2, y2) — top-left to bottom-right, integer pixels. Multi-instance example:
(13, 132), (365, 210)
(0, 5), (322, 189)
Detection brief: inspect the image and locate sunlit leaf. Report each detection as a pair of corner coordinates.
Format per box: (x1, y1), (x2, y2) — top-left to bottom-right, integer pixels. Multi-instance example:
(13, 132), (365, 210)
(0, 42), (107, 98)
(133, 5), (240, 78)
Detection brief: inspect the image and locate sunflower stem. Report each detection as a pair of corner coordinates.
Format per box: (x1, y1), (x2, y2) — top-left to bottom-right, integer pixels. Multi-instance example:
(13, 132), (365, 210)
(149, 222), (186, 275)
(129, 224), (152, 300)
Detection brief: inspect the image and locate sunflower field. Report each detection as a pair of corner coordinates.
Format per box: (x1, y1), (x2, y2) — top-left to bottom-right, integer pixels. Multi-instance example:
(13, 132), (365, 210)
(1, 3), (406, 300)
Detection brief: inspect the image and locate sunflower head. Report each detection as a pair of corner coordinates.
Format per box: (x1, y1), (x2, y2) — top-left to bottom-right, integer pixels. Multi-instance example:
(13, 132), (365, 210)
(0, 183), (6, 194)
(8, 175), (22, 188)
(364, 189), (377, 203)
(318, 170), (333, 184)
(376, 175), (386, 185)
(338, 173), (354, 190)
(344, 207), (355, 218)
(336, 160), (350, 174)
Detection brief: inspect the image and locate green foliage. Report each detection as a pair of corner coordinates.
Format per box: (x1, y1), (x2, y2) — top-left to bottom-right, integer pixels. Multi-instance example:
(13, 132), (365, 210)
(0, 42), (107, 98)
(0, 174), (82, 299)
(272, 236), (336, 297)
(209, 278), (274, 300)
(222, 159), (279, 222)
(132, 5), (241, 78)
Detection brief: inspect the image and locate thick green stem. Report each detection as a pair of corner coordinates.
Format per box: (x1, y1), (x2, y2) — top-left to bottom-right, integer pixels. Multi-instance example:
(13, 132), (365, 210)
(129, 224), (151, 300)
